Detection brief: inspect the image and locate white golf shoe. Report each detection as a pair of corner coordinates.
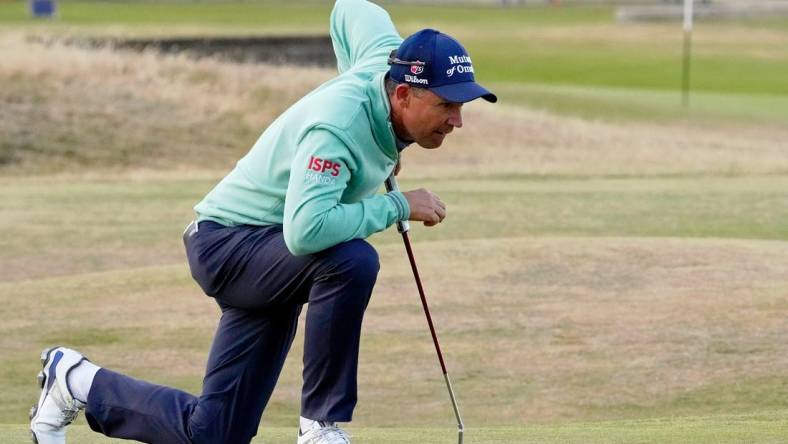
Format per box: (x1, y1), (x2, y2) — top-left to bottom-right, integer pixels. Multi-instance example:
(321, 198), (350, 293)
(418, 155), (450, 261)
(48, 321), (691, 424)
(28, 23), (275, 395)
(29, 347), (89, 444)
(297, 421), (351, 444)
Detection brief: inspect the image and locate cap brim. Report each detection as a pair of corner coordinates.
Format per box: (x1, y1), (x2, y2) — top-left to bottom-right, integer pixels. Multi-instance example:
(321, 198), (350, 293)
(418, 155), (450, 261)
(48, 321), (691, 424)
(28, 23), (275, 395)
(430, 81), (498, 104)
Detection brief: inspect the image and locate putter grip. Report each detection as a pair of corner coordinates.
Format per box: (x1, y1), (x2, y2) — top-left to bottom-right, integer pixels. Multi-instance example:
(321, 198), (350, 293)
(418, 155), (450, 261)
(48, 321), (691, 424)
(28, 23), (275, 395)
(384, 176), (410, 233)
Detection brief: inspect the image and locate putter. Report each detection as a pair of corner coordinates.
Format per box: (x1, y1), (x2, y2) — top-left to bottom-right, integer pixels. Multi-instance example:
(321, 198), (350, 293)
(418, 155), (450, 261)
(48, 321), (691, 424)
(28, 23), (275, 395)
(385, 175), (464, 444)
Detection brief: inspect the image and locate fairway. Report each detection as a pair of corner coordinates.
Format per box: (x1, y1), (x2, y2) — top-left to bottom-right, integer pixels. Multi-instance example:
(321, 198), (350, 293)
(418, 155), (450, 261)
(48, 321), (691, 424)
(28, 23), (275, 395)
(1, 1), (787, 443)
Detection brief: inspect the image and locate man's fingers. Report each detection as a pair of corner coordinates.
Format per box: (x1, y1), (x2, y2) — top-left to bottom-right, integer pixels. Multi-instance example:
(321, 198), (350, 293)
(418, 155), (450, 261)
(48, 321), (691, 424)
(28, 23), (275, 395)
(427, 190), (446, 211)
(423, 207), (445, 227)
(435, 205), (446, 221)
(402, 188), (446, 226)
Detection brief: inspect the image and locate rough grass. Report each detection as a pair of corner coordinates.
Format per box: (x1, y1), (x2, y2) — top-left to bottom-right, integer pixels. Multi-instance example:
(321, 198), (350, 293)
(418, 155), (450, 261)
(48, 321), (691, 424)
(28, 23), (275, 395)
(2, 31), (787, 175)
(0, 32), (332, 173)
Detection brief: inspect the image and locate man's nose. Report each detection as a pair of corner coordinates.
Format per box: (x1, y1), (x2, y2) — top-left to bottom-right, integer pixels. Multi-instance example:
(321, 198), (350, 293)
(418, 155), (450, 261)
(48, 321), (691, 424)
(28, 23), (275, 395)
(448, 107), (463, 128)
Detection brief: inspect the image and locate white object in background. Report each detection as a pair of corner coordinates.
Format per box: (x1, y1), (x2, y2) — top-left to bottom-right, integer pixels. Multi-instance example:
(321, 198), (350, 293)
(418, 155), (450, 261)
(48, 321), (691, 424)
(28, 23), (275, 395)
(681, 0), (694, 107)
(683, 0), (694, 32)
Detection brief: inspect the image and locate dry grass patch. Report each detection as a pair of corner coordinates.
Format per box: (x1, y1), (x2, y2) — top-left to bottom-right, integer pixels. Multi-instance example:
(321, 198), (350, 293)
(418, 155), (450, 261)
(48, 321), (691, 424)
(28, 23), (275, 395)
(401, 102), (788, 179)
(0, 32), (332, 173)
(2, 31), (787, 177)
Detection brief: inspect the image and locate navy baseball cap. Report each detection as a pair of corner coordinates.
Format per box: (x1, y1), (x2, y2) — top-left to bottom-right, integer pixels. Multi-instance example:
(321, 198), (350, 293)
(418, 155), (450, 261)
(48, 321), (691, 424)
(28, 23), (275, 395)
(388, 29), (497, 104)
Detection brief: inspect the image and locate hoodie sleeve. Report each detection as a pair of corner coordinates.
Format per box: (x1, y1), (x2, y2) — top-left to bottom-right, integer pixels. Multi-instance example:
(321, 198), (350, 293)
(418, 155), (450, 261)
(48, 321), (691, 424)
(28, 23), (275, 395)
(283, 128), (409, 256)
(330, 0), (403, 74)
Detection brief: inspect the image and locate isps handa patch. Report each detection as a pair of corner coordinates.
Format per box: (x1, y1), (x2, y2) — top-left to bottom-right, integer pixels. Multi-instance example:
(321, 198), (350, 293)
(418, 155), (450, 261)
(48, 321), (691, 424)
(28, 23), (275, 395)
(305, 156), (342, 185)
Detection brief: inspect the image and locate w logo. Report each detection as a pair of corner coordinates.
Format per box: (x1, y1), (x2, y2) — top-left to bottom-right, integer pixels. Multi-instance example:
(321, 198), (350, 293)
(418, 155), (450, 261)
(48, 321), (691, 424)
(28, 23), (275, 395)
(410, 65), (424, 75)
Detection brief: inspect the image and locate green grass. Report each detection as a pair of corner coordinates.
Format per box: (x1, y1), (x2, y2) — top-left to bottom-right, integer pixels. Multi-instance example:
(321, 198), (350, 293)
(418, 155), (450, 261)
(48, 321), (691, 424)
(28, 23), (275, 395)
(3, 411), (788, 443)
(414, 176), (788, 241)
(494, 82), (788, 123)
(0, 1), (612, 27)
(0, 2), (334, 28)
(2, 174), (786, 282)
(469, 34), (788, 96)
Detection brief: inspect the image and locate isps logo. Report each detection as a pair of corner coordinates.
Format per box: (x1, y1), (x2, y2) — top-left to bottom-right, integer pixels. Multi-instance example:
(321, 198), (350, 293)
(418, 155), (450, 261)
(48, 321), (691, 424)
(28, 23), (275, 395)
(307, 156), (341, 177)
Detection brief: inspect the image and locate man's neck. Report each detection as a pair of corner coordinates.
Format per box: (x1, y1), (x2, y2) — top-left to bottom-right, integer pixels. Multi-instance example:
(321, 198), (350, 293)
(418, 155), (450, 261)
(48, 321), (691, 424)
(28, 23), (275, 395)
(388, 95), (414, 150)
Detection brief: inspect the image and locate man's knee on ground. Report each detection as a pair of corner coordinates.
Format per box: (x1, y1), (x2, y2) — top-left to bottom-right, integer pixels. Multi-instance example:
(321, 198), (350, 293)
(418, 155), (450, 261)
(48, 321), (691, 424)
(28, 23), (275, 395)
(189, 404), (254, 444)
(188, 394), (248, 444)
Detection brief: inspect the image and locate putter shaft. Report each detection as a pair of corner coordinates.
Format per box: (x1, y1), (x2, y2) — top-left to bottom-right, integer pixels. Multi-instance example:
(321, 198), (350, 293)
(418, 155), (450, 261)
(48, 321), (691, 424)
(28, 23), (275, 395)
(385, 176), (464, 444)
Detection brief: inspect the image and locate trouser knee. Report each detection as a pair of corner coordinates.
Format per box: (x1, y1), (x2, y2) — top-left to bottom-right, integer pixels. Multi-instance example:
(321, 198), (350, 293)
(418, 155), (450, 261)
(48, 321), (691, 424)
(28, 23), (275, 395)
(328, 239), (380, 286)
(188, 396), (255, 444)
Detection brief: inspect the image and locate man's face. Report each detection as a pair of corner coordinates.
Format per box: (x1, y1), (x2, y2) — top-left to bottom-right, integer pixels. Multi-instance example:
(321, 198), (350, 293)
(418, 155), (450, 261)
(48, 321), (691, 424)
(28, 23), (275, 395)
(398, 86), (463, 149)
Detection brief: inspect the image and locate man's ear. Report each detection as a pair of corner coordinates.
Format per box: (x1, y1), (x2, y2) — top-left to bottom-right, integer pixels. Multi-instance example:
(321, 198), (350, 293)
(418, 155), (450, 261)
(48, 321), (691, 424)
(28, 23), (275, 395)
(394, 83), (411, 108)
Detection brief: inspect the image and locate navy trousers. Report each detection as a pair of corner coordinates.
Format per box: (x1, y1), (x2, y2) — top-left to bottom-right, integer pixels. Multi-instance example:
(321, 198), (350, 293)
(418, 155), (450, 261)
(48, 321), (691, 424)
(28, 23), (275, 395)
(84, 221), (380, 444)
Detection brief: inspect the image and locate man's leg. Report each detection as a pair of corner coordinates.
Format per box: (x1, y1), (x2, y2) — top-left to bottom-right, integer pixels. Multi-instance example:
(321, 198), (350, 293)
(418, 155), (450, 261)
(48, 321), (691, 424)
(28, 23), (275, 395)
(301, 239), (380, 422)
(190, 302), (301, 443)
(83, 302), (301, 444)
(83, 370), (197, 444)
(82, 222), (311, 444)
(41, 222), (377, 443)
(191, 223), (381, 424)
(184, 223), (381, 435)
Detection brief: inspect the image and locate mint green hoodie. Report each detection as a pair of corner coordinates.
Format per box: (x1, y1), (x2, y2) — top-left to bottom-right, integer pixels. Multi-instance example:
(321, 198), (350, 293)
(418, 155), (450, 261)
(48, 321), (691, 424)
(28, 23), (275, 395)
(194, 0), (409, 256)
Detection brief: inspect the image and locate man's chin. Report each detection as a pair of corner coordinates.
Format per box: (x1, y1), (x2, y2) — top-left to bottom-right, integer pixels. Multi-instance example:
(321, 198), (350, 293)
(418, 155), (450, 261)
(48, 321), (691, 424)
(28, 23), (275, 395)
(417, 134), (445, 149)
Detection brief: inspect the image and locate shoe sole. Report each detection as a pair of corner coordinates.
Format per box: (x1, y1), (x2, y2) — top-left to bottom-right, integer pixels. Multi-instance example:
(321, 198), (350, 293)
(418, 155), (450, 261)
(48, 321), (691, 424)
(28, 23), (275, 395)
(30, 347), (58, 444)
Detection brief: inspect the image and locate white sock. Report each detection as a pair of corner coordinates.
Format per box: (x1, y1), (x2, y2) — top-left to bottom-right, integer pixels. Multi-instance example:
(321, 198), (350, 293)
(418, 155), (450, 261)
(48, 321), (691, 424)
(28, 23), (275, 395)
(300, 416), (335, 433)
(66, 360), (101, 404)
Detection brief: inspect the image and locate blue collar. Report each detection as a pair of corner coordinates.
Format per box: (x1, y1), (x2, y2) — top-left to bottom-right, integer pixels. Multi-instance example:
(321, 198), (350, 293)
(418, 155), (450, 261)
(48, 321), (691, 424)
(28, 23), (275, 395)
(395, 134), (412, 152)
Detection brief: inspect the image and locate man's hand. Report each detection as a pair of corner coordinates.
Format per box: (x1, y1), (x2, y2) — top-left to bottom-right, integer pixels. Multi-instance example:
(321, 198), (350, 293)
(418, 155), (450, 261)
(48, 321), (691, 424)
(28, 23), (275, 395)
(402, 188), (446, 226)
